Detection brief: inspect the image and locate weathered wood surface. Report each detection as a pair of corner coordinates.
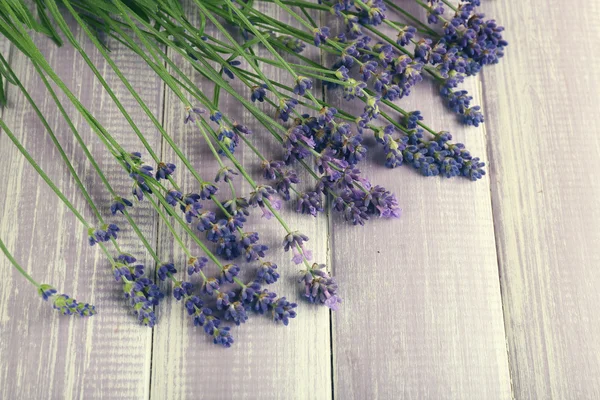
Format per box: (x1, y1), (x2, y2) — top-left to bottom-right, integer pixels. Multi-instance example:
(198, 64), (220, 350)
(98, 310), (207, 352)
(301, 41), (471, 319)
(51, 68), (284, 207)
(0, 0), (599, 399)
(149, 4), (332, 399)
(0, 25), (163, 398)
(482, 1), (600, 398)
(326, 4), (510, 399)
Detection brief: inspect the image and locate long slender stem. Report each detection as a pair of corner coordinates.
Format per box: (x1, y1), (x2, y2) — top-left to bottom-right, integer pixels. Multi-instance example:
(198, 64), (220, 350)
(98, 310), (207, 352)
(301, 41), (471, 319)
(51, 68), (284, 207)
(0, 236), (39, 287)
(0, 119), (92, 228)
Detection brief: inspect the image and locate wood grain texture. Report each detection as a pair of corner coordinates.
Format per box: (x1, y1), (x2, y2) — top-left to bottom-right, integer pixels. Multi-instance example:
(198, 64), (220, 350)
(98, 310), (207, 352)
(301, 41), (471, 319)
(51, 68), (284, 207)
(0, 22), (164, 398)
(149, 4), (332, 400)
(4, 1), (600, 398)
(482, 1), (600, 398)
(327, 5), (511, 399)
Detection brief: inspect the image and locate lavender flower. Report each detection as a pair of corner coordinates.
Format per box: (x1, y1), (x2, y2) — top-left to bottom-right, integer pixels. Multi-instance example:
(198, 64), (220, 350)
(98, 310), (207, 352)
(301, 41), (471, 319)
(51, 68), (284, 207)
(296, 191), (324, 217)
(283, 231), (312, 264)
(157, 262), (177, 281)
(271, 297), (297, 326)
(184, 106), (205, 124)
(248, 185), (281, 219)
(165, 189), (183, 206)
(426, 1), (445, 24)
(397, 26), (416, 46)
(216, 234), (241, 260)
(187, 256), (208, 275)
(155, 162), (176, 180)
(277, 98), (299, 122)
(174, 282), (234, 347)
(402, 111), (424, 129)
(219, 264), (240, 284)
(224, 301), (248, 325)
(110, 197), (133, 215)
(202, 278), (220, 296)
(87, 224), (120, 246)
(123, 277), (163, 327)
(215, 167), (238, 184)
(312, 26), (330, 46)
(299, 263), (341, 310)
(38, 284), (96, 317)
(294, 76), (313, 96)
(256, 261), (280, 284)
(173, 281), (193, 301)
(357, 0), (387, 26)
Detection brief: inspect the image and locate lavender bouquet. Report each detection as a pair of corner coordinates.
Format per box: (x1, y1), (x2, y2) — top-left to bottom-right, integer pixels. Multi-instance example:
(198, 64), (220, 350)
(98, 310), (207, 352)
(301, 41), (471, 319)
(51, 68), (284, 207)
(0, 0), (506, 347)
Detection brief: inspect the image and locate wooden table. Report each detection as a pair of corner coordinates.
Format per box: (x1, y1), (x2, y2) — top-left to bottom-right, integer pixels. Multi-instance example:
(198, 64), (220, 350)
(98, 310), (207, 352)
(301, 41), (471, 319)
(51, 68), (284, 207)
(0, 1), (598, 399)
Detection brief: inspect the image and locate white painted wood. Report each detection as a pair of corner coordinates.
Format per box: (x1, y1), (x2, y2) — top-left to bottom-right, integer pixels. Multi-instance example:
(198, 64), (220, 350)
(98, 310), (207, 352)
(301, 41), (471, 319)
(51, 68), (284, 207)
(149, 3), (332, 400)
(0, 25), (163, 398)
(483, 0), (600, 398)
(326, 4), (512, 399)
(4, 1), (600, 398)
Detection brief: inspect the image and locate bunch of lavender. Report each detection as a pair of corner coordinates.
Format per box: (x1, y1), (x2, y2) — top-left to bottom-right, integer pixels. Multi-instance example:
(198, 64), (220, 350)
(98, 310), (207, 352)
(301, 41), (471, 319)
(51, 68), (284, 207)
(0, 1), (319, 346)
(0, 0), (506, 347)
(84, 0), (498, 184)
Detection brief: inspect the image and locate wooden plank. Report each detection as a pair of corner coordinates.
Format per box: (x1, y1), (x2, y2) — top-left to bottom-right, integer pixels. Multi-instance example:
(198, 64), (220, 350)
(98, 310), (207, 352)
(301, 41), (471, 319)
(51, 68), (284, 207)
(0, 21), (163, 398)
(149, 4), (332, 400)
(482, 1), (600, 398)
(326, 5), (512, 399)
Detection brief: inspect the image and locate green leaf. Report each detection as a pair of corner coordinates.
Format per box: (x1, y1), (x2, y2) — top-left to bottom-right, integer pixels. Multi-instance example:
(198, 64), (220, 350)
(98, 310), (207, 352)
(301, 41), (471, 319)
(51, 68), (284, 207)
(34, 0), (63, 46)
(0, 74), (6, 107)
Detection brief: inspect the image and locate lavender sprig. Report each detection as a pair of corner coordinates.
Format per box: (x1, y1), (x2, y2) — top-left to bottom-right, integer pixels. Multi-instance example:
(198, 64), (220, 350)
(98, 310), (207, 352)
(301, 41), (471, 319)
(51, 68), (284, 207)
(0, 237), (96, 317)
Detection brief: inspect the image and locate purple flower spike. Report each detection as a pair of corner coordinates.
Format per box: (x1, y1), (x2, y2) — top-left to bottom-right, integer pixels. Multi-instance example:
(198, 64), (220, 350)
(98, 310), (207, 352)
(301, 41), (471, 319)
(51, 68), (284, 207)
(294, 76), (313, 96)
(155, 162), (176, 180)
(251, 84), (268, 102)
(312, 26), (330, 46)
(184, 106), (205, 124)
(299, 263), (342, 310)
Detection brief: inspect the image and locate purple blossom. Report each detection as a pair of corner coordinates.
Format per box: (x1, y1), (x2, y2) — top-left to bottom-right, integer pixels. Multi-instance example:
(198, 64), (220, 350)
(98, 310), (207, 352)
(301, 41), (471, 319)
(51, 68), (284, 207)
(199, 182), (219, 199)
(248, 185), (281, 219)
(224, 301), (248, 325)
(283, 231), (312, 264)
(219, 264), (240, 284)
(201, 278), (220, 296)
(110, 197), (133, 215)
(124, 277), (164, 327)
(173, 281), (194, 301)
(335, 66), (350, 81)
(359, 60), (378, 81)
(233, 122), (252, 136)
(271, 297), (297, 326)
(155, 162), (176, 180)
(402, 111), (424, 129)
(37, 284), (97, 317)
(294, 76), (313, 96)
(157, 263), (177, 281)
(184, 106), (205, 124)
(250, 83), (267, 103)
(296, 191), (324, 217)
(312, 26), (330, 46)
(256, 262), (280, 284)
(216, 234), (241, 260)
(397, 26), (416, 46)
(277, 98), (299, 122)
(357, 0), (387, 26)
(165, 189), (183, 206)
(196, 211), (216, 232)
(187, 256), (208, 276)
(299, 263), (341, 310)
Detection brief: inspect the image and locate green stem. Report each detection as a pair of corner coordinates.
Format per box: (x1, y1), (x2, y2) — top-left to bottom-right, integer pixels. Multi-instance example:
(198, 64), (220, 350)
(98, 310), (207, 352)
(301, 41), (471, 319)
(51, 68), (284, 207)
(0, 236), (39, 287)
(0, 119), (91, 228)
